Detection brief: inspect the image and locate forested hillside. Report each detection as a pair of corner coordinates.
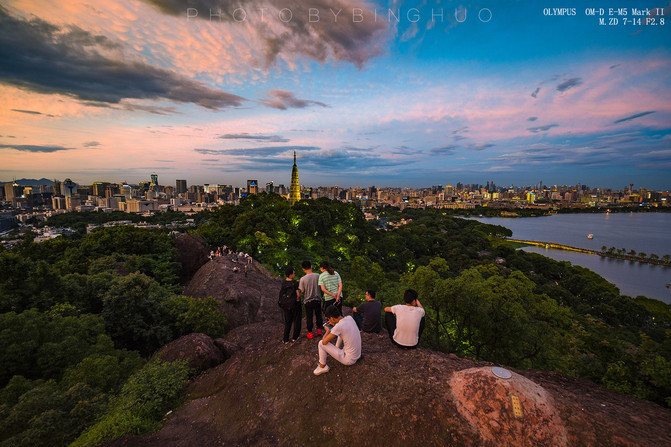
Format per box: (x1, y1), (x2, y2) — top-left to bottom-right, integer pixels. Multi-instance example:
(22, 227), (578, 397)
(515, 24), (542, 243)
(0, 227), (225, 446)
(196, 194), (671, 407)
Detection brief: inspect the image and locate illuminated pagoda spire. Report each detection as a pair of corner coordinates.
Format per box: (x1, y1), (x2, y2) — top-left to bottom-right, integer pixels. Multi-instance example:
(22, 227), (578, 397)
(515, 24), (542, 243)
(290, 150), (300, 205)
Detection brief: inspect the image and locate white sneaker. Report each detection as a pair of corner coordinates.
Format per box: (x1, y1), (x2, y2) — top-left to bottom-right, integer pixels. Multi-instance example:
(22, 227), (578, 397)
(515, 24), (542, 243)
(313, 364), (330, 375)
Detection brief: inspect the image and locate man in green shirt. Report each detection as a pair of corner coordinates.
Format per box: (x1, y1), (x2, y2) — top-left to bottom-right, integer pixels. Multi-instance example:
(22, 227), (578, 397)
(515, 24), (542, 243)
(318, 261), (342, 315)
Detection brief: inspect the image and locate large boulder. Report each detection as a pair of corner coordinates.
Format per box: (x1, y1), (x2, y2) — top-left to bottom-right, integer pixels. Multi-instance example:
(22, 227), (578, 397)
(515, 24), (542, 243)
(155, 333), (226, 373)
(174, 233), (209, 283)
(183, 256), (283, 329)
(450, 367), (567, 446)
(105, 322), (671, 447)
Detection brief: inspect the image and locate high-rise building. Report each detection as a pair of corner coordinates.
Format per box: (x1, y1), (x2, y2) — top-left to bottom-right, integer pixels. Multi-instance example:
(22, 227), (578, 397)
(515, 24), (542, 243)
(176, 179), (187, 194)
(62, 178), (77, 198)
(77, 186), (91, 197)
(151, 173), (158, 186)
(247, 179), (259, 195)
(105, 184), (120, 198)
(121, 183), (132, 199)
(290, 151), (300, 205)
(52, 195), (67, 210)
(92, 181), (110, 197)
(266, 181), (274, 193)
(65, 196), (81, 210)
(4, 182), (22, 204)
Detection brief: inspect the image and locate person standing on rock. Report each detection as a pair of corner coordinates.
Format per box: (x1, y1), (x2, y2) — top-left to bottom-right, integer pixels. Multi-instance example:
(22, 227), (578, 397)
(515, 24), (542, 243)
(384, 289), (425, 349)
(314, 305), (361, 375)
(299, 261), (323, 339)
(279, 267), (301, 343)
(318, 261), (343, 315)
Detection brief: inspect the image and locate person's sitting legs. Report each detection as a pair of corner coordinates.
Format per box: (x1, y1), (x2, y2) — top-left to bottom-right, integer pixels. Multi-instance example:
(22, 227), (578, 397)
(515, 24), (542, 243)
(314, 305), (360, 375)
(384, 311), (397, 343)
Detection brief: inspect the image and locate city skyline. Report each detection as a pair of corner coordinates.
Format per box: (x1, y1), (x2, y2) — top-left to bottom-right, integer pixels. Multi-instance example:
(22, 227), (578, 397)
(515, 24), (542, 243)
(1, 1), (670, 189)
(2, 172), (668, 193)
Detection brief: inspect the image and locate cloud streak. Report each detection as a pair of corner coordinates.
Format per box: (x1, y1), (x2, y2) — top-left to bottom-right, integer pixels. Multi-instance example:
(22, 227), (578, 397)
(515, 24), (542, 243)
(218, 133), (289, 142)
(556, 77), (582, 93)
(430, 145), (456, 155)
(10, 109), (54, 117)
(527, 124), (559, 133)
(0, 144), (75, 152)
(262, 90), (328, 110)
(613, 111), (656, 124)
(195, 145), (320, 157)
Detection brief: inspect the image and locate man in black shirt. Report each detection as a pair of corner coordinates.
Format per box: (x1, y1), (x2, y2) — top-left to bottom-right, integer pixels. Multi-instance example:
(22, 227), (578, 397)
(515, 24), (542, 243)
(279, 267), (301, 343)
(352, 290), (382, 333)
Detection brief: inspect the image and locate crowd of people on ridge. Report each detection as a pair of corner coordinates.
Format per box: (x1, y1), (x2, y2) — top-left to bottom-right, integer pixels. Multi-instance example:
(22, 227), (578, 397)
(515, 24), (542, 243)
(209, 245), (252, 276)
(278, 261), (426, 376)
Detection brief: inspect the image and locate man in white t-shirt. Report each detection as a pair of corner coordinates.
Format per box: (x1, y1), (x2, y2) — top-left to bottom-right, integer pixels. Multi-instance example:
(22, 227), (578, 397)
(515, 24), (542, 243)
(313, 305), (361, 375)
(384, 289), (425, 349)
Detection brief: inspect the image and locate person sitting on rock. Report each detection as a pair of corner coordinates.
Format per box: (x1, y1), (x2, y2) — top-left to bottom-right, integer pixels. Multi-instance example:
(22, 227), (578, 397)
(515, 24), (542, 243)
(352, 290), (382, 333)
(384, 289), (425, 349)
(314, 305), (361, 375)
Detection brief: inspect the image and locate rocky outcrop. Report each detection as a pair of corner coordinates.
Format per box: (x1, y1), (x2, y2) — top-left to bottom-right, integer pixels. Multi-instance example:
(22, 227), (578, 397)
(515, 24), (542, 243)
(173, 233), (209, 283)
(155, 333), (226, 373)
(183, 255), (283, 329)
(105, 322), (671, 447)
(450, 367), (567, 446)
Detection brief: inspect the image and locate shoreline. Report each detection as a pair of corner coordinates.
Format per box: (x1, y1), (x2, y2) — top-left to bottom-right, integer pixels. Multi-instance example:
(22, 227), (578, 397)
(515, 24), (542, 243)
(506, 238), (671, 267)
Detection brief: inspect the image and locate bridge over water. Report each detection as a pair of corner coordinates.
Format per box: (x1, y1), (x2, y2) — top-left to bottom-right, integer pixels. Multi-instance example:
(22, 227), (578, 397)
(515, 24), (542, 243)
(506, 239), (599, 254)
(506, 239), (671, 267)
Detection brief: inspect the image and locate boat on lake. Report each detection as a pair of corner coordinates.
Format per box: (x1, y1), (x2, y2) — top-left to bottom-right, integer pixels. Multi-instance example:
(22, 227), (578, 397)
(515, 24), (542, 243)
(587, 233), (594, 239)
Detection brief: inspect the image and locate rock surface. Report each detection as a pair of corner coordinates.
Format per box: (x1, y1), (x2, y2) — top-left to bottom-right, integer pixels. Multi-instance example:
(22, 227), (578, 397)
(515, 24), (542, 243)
(105, 322), (671, 447)
(173, 234), (209, 283)
(155, 333), (226, 373)
(450, 367), (567, 446)
(183, 255), (283, 329)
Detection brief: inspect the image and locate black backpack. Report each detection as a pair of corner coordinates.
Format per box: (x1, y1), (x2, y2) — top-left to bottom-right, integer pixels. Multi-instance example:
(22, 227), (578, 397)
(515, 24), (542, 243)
(278, 281), (298, 310)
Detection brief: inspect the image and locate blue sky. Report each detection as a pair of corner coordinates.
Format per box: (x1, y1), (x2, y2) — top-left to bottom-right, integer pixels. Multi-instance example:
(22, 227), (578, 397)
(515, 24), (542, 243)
(0, 0), (670, 189)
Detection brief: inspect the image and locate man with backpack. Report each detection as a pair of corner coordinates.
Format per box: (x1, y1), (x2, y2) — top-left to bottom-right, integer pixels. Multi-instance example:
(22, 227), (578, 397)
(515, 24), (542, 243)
(278, 267), (301, 343)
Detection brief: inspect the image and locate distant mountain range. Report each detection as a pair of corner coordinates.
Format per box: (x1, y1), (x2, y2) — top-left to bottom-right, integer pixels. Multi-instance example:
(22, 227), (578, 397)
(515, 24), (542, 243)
(1, 178), (55, 186)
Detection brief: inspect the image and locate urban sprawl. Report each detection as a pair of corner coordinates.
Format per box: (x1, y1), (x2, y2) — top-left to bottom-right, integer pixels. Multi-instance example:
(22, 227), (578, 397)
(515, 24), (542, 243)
(1, 171), (668, 236)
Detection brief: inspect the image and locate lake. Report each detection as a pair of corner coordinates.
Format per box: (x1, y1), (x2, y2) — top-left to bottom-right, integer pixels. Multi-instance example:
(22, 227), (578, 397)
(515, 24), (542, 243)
(469, 213), (671, 303)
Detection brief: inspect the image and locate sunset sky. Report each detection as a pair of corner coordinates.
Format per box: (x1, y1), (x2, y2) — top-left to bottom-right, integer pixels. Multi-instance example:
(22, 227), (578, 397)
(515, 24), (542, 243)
(1, 1), (670, 189)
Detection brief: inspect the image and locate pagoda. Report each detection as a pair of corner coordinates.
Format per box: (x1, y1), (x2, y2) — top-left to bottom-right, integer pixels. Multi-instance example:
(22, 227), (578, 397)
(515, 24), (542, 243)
(289, 150), (300, 205)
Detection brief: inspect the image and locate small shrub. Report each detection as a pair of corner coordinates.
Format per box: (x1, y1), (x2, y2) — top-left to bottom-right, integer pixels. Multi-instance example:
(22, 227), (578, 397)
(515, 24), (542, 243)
(165, 295), (227, 338)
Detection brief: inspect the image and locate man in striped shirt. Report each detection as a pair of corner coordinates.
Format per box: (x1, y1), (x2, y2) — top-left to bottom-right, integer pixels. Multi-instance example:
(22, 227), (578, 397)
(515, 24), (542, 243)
(318, 261), (342, 315)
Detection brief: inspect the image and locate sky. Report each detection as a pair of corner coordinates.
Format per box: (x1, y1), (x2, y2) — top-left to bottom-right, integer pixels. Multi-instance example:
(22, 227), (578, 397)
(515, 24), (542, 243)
(0, 0), (670, 189)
